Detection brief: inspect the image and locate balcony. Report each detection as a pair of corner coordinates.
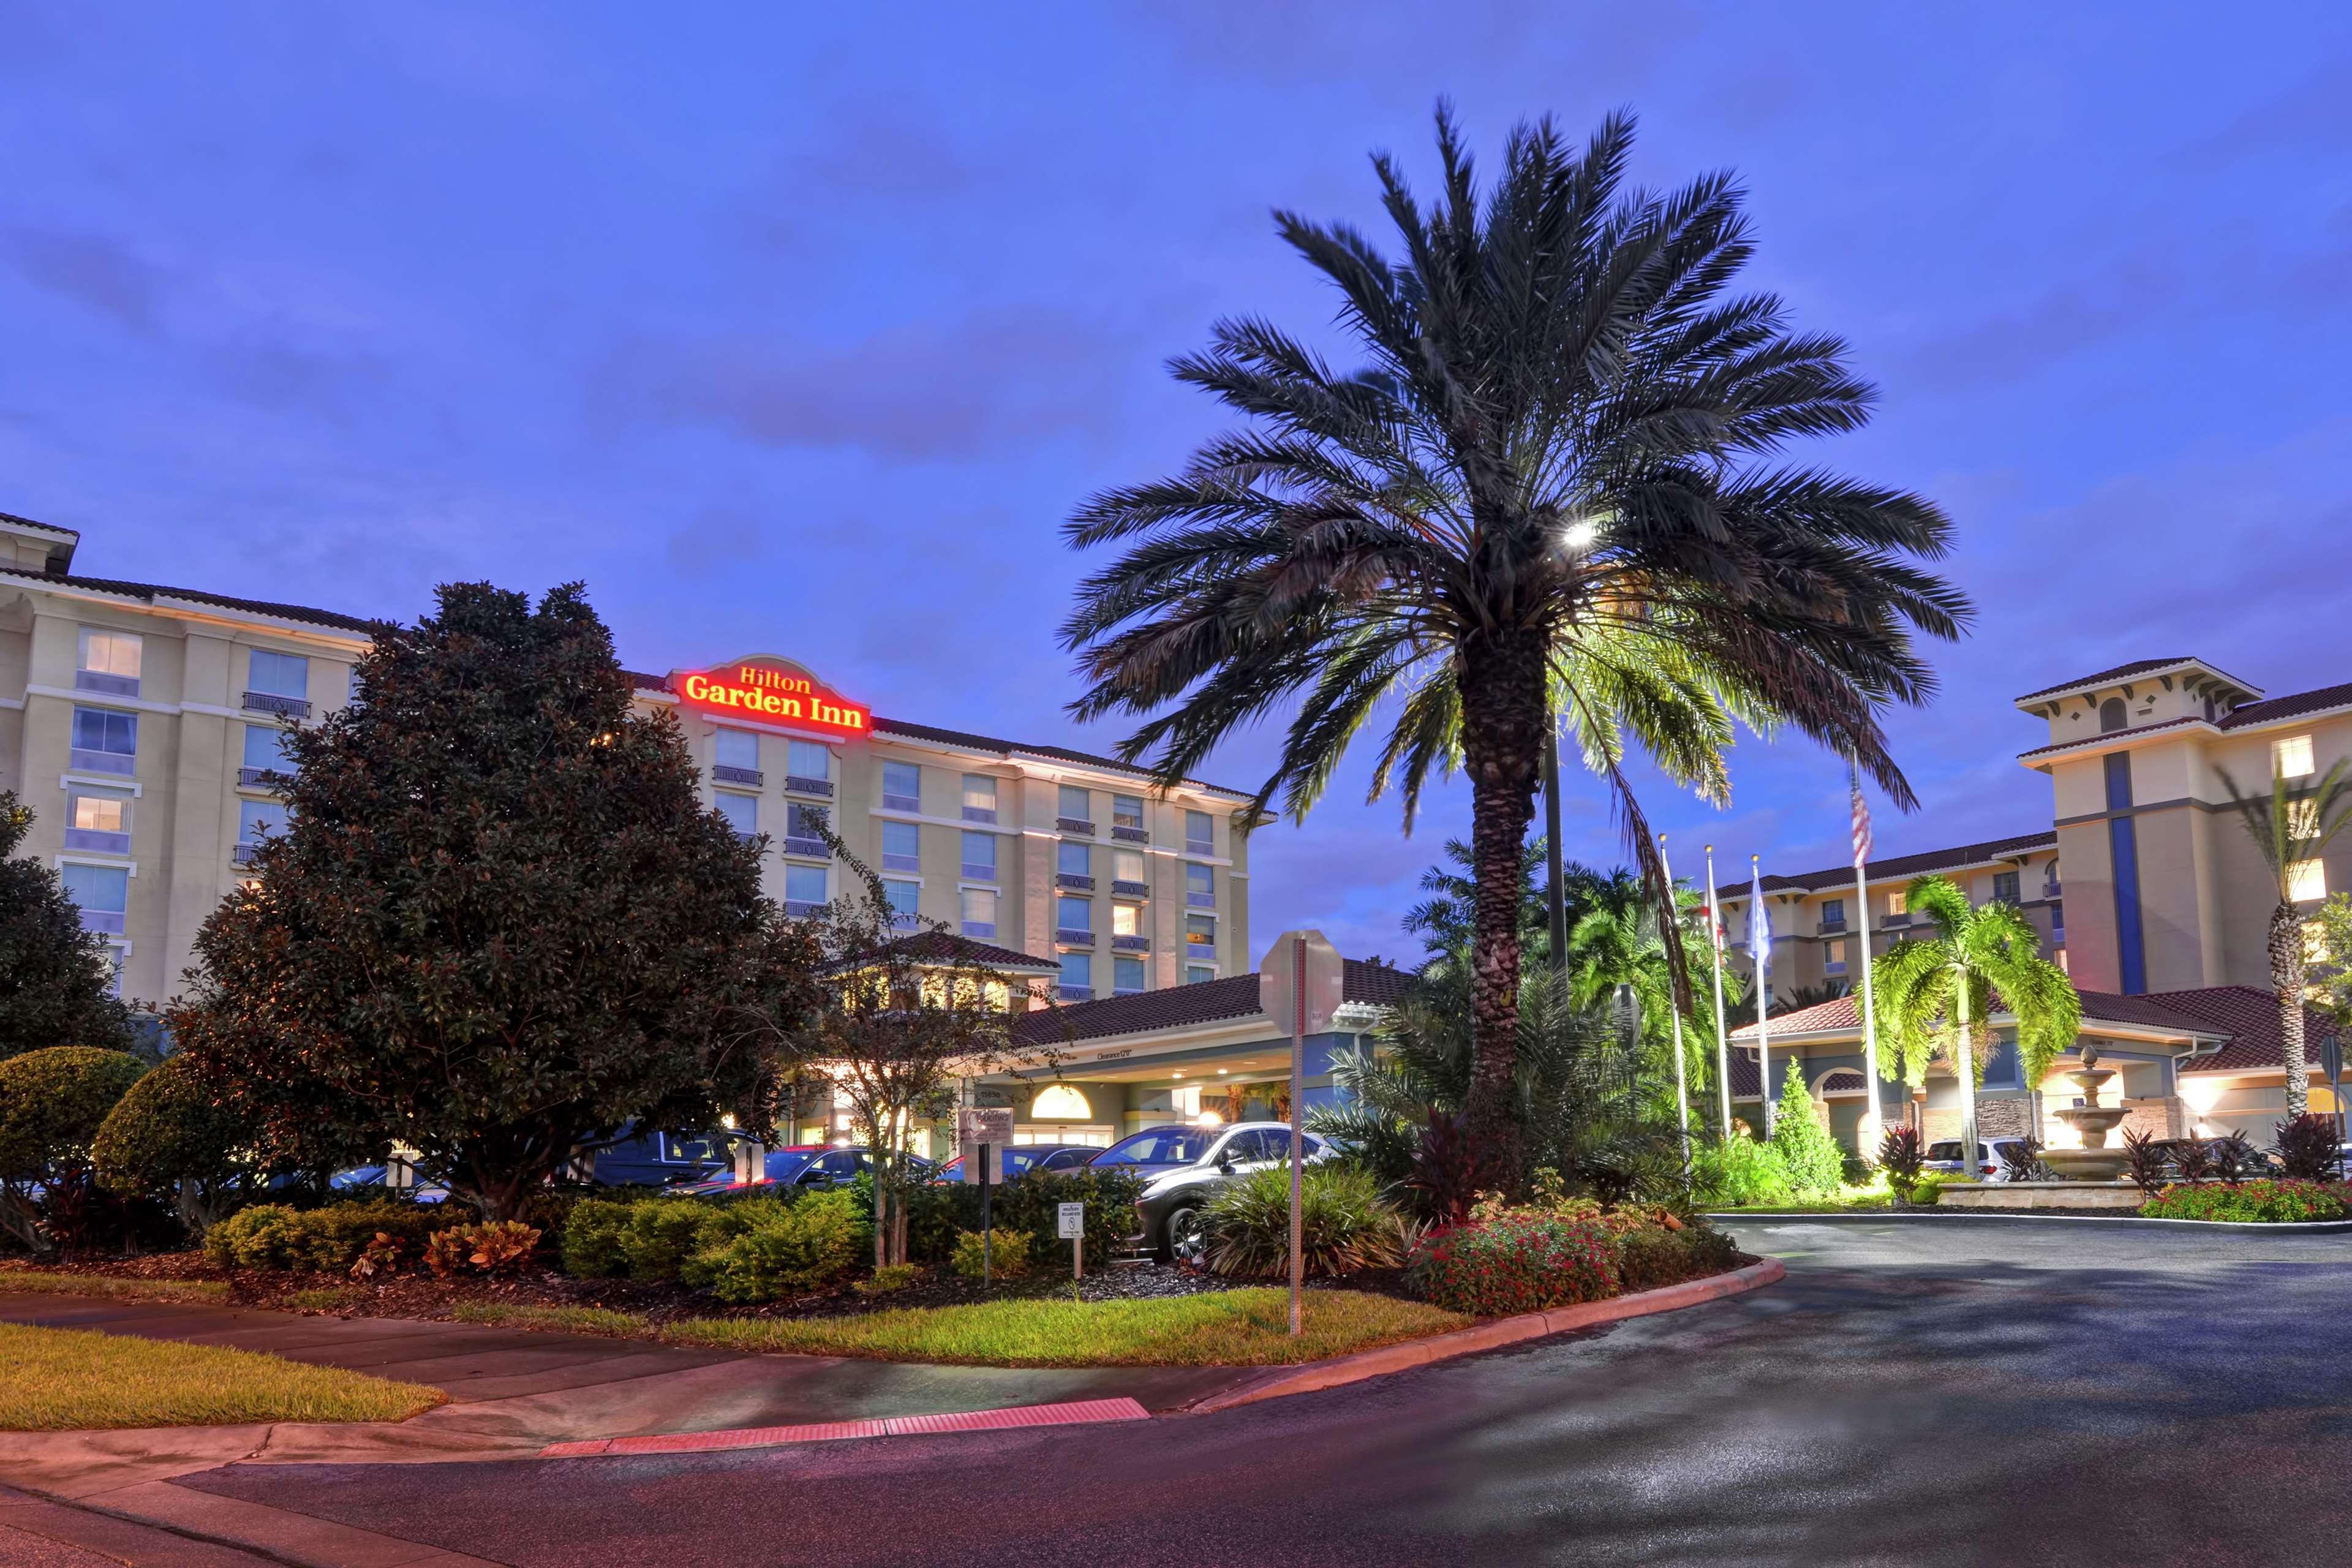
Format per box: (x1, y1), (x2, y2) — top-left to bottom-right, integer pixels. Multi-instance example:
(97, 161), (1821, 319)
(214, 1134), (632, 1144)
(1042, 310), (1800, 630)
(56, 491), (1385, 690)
(712, 764), (763, 787)
(1110, 824), (1147, 844)
(1185, 839), (1213, 858)
(78, 909), (126, 935)
(1055, 872), (1095, 891)
(1112, 934), (1149, 952)
(1057, 816), (1095, 836)
(74, 669), (139, 698)
(2043, 881), (2063, 899)
(881, 852), (920, 872)
(1112, 879), (1149, 898)
(1058, 984), (1093, 1003)
(783, 775), (833, 798)
(783, 899), (828, 919)
(959, 862), (997, 882)
(1056, 928), (1095, 948)
(783, 835), (829, 859)
(1817, 918), (1846, 935)
(962, 805), (998, 824)
(881, 793), (921, 813)
(232, 841), (265, 867)
(1882, 913), (1913, 930)
(962, 921), (997, 940)
(237, 766), (288, 791)
(242, 690), (310, 720)
(69, 748), (135, 777)
(731, 829), (761, 847)
(1186, 891), (1216, 909)
(64, 827), (130, 854)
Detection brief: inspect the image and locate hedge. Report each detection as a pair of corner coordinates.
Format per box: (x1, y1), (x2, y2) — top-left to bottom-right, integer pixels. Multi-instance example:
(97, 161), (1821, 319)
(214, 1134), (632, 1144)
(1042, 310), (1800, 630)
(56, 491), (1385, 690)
(203, 1199), (468, 1272)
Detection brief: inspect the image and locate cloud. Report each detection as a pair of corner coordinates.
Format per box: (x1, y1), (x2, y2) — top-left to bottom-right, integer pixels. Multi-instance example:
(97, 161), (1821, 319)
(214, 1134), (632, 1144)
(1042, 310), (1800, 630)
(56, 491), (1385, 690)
(1, 227), (165, 333)
(1896, 258), (2177, 391)
(2176, 59), (2352, 167)
(665, 503), (768, 578)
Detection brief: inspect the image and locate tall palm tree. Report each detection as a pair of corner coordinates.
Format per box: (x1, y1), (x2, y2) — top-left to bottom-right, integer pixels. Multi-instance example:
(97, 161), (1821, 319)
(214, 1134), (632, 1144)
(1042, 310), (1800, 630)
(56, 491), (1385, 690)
(1060, 107), (1969, 1171)
(2218, 759), (2352, 1116)
(1872, 875), (2079, 1171)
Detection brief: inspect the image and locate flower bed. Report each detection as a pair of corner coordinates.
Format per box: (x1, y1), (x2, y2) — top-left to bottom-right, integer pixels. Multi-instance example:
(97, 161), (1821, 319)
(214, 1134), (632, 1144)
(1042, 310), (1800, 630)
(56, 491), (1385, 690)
(1406, 1191), (1743, 1317)
(2139, 1180), (2352, 1223)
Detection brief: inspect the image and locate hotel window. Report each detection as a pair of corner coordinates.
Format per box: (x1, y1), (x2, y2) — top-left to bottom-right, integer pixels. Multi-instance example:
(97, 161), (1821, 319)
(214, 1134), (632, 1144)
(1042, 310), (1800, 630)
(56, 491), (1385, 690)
(1112, 848), (1146, 887)
(247, 649), (309, 707)
(1819, 898), (1844, 929)
(962, 774), (997, 823)
(1057, 840), (1090, 879)
(2275, 734), (2316, 780)
(784, 863), (827, 912)
(1058, 784), (1093, 826)
(1185, 809), (1213, 856)
(1112, 902), (1144, 938)
(75, 629), (142, 697)
(64, 791), (130, 854)
(1991, 870), (2020, 905)
(1112, 793), (1145, 836)
(785, 802), (828, 855)
(714, 728), (761, 780)
(1887, 890), (1908, 921)
(786, 741), (830, 786)
(714, 791), (758, 840)
(1057, 894), (1092, 938)
(61, 862), (130, 935)
(1186, 862), (1215, 908)
(1058, 952), (1091, 1000)
(881, 760), (922, 813)
(70, 706), (138, 775)
(1186, 913), (1215, 949)
(241, 723), (295, 781)
(1824, 938), (1848, 975)
(238, 798), (290, 858)
(961, 830), (997, 881)
(1186, 963), (1216, 985)
(2289, 798), (2322, 839)
(2291, 859), (2328, 902)
(960, 886), (998, 940)
(882, 878), (920, 928)
(1113, 956), (1146, 996)
(881, 820), (921, 872)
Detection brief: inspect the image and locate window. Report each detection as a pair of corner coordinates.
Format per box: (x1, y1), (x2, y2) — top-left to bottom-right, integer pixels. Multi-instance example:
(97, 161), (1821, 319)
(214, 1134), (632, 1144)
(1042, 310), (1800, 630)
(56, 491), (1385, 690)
(786, 802), (827, 853)
(64, 792), (130, 854)
(882, 878), (920, 926)
(248, 649), (309, 699)
(962, 774), (998, 823)
(658, 1133), (718, 1165)
(1820, 898), (1844, 927)
(2098, 697), (2126, 733)
(2289, 798), (2322, 839)
(1887, 890), (1907, 919)
(70, 706), (137, 775)
(881, 821), (921, 872)
(882, 760), (921, 812)
(241, 724), (295, 775)
(238, 799), (290, 845)
(1186, 862), (1215, 907)
(76, 629), (142, 696)
(1185, 810), (1213, 855)
(1058, 783), (1092, 823)
(714, 728), (760, 772)
(1112, 848), (1145, 884)
(714, 791), (758, 837)
(960, 886), (998, 939)
(2291, 859), (2328, 902)
(61, 862), (129, 934)
(1991, 870), (2019, 905)
(786, 740), (829, 781)
(1824, 938), (1848, 974)
(1057, 894), (1092, 936)
(1112, 794), (1144, 831)
(1057, 840), (1090, 877)
(1113, 957), (1145, 996)
(2275, 734), (2316, 780)
(1112, 902), (1144, 937)
(1187, 963), (1216, 984)
(1058, 952), (1091, 998)
(785, 864), (827, 909)
(961, 831), (997, 881)
(1186, 913), (1215, 948)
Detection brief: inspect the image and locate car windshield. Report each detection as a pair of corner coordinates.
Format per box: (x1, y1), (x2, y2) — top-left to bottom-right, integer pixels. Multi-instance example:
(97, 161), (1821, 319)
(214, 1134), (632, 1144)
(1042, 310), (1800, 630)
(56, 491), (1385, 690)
(1925, 1142), (1966, 1161)
(763, 1149), (821, 1182)
(1094, 1127), (1217, 1166)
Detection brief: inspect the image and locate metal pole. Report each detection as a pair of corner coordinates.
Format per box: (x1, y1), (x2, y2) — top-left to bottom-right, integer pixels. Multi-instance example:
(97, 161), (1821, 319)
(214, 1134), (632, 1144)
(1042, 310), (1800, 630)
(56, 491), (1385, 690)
(1706, 846), (1732, 1139)
(1851, 769), (1884, 1159)
(1289, 937), (1306, 1337)
(1544, 726), (1568, 983)
(1755, 856), (1774, 1139)
(980, 1147), (991, 1285)
(1657, 834), (1692, 1184)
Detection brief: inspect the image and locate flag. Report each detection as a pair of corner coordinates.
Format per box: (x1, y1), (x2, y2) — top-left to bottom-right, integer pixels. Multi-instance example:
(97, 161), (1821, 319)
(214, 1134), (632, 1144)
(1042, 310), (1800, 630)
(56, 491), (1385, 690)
(1851, 777), (1873, 864)
(1749, 859), (1772, 986)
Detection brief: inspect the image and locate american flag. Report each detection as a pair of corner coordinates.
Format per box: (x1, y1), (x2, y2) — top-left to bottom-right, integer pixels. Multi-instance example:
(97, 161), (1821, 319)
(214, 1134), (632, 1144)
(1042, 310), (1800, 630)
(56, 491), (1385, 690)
(1851, 773), (1873, 864)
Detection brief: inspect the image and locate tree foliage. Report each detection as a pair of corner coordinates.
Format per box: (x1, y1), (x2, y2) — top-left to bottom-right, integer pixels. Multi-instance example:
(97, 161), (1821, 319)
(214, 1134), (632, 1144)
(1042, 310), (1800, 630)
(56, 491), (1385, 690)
(1768, 1069), (1843, 1195)
(0, 1047), (146, 1252)
(93, 1052), (263, 1237)
(1060, 107), (1967, 1167)
(1871, 873), (2079, 1095)
(170, 582), (822, 1220)
(0, 794), (136, 1061)
(2218, 760), (2352, 1116)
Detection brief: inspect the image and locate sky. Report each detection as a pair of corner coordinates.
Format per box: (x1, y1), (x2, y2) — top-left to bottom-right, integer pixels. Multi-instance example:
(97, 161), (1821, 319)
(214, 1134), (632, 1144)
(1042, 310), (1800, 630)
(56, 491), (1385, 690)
(5, 3), (2350, 968)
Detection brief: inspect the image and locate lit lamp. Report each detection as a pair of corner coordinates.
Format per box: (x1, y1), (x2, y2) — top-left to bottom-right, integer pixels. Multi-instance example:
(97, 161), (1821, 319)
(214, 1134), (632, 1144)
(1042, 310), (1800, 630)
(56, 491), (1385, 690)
(2179, 1076), (2225, 1137)
(1031, 1085), (1091, 1123)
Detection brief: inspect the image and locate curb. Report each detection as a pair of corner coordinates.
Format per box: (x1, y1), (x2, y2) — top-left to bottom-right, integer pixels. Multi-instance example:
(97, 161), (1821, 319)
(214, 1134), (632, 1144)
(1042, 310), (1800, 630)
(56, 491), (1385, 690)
(1712, 1210), (2352, 1235)
(540, 1396), (1150, 1458)
(1178, 1257), (1787, 1415)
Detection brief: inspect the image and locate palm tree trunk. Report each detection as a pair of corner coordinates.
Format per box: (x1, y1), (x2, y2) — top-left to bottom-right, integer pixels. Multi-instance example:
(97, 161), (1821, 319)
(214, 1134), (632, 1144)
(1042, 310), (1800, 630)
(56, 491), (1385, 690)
(1954, 973), (1979, 1175)
(1458, 631), (1550, 1186)
(2272, 900), (2309, 1117)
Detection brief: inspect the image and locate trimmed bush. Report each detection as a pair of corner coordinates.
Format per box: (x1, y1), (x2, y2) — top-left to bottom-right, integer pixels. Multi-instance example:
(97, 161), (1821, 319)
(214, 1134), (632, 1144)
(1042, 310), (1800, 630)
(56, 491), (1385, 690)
(1200, 1164), (1409, 1279)
(560, 1199), (635, 1278)
(0, 1047), (147, 1252)
(695, 1189), (867, 1302)
(203, 1199), (462, 1272)
(951, 1226), (1032, 1280)
(2140, 1180), (2349, 1224)
(91, 1054), (255, 1237)
(1617, 1223), (1741, 1292)
(1692, 1132), (1794, 1208)
(617, 1199), (713, 1283)
(1407, 1211), (1621, 1317)
(1768, 1072), (1844, 1195)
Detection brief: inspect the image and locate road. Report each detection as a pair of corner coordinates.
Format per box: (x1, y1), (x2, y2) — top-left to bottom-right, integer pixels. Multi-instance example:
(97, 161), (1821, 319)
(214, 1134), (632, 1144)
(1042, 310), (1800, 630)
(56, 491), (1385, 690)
(169, 1221), (2352, 1567)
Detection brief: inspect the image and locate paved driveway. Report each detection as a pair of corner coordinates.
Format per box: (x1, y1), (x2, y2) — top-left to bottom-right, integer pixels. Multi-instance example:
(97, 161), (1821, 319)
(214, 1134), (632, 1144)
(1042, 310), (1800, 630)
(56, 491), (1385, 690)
(174, 1220), (2352, 1567)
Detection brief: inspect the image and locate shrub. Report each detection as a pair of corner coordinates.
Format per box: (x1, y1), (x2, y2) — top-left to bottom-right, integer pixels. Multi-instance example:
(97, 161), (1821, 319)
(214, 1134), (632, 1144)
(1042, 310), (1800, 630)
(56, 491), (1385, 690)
(903, 1166), (1150, 1267)
(2275, 1114), (2342, 1181)
(2209, 1131), (2261, 1183)
(1404, 1110), (1495, 1224)
(1692, 1132), (1795, 1208)
(695, 1189), (867, 1303)
(1407, 1210), (1620, 1316)
(1617, 1223), (1741, 1293)
(1200, 1163), (1408, 1279)
(560, 1199), (636, 1278)
(0, 1047), (148, 1253)
(2122, 1126), (2168, 1197)
(1768, 1074), (1844, 1195)
(91, 1053), (257, 1237)
(203, 1198), (461, 1272)
(619, 1199), (714, 1283)
(459, 1220), (540, 1274)
(2139, 1180), (2348, 1224)
(951, 1226), (1033, 1280)
(854, 1262), (922, 1297)
(1876, 1126), (1924, 1188)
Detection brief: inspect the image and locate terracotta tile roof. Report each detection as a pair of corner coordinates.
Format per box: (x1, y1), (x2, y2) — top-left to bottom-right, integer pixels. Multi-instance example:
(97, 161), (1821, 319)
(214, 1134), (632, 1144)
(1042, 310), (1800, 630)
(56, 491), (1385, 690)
(2143, 986), (2340, 1074)
(0, 564), (377, 635)
(881, 929), (1060, 973)
(1012, 957), (1413, 1046)
(1739, 830), (2056, 895)
(2016, 717), (2204, 761)
(2218, 680), (2352, 729)
(1728, 988), (2225, 1043)
(2014, 658), (2204, 703)
(0, 510), (78, 540)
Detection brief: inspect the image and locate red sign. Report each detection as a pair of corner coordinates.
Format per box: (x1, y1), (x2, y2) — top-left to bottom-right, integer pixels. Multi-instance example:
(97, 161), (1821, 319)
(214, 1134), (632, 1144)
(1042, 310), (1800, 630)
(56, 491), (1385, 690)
(673, 658), (870, 735)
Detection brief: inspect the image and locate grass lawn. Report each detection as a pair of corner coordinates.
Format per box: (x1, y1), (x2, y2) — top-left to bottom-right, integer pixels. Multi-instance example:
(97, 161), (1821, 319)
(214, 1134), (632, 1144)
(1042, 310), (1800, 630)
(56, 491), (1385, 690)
(661, 1288), (1471, 1367)
(0, 1322), (445, 1430)
(451, 1303), (647, 1338)
(0, 1270), (230, 1305)
(1710, 1193), (1894, 1215)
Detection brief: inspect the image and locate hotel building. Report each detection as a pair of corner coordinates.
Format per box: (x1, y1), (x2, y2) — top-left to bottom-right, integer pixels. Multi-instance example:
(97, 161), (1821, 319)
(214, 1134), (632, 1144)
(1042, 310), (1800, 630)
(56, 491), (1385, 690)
(1713, 656), (2351, 1152)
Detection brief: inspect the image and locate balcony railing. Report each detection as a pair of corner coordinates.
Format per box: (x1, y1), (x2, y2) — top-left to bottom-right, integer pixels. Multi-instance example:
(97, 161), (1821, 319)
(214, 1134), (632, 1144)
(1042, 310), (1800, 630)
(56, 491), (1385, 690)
(242, 690), (310, 719)
(881, 793), (921, 813)
(784, 775), (833, 798)
(881, 852), (920, 872)
(962, 921), (997, 940)
(1187, 891), (1216, 909)
(1111, 824), (1147, 843)
(1817, 918), (1846, 935)
(783, 835), (828, 859)
(78, 909), (126, 935)
(783, 899), (828, 919)
(962, 804), (998, 824)
(1057, 816), (1096, 837)
(232, 841), (265, 866)
(1185, 838), (1213, 858)
(237, 766), (288, 790)
(712, 764), (763, 787)
(959, 862), (997, 882)
(69, 748), (135, 776)
(1112, 879), (1149, 898)
(1883, 913), (1913, 929)
(1112, 933), (1149, 952)
(64, 827), (130, 854)
(1055, 872), (1095, 891)
(1056, 928), (1095, 948)
(1058, 984), (1093, 1003)
(75, 669), (140, 698)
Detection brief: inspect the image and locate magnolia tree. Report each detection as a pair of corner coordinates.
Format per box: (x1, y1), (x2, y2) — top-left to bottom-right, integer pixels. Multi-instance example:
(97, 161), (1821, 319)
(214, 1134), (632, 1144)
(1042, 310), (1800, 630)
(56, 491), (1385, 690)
(766, 822), (1060, 1268)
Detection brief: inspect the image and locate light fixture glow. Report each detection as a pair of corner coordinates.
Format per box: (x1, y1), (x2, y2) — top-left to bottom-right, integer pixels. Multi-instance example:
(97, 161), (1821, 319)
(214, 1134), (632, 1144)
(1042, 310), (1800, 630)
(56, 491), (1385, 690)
(1216, 1068), (1229, 1075)
(1192, 1110), (1224, 1127)
(1558, 516), (1602, 551)
(2179, 1077), (2225, 1115)
(1031, 1085), (1093, 1121)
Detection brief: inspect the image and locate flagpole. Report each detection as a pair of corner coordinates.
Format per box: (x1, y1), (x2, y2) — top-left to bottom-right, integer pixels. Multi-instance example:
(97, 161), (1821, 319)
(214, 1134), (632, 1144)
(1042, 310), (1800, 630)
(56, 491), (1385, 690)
(1850, 764), (1885, 1158)
(1754, 854), (1773, 1139)
(1658, 834), (1692, 1182)
(1706, 845), (1732, 1139)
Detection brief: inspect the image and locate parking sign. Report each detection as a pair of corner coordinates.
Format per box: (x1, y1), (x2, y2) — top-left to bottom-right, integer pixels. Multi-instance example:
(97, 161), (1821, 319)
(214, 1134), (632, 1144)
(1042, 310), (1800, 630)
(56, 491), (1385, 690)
(1057, 1202), (1085, 1240)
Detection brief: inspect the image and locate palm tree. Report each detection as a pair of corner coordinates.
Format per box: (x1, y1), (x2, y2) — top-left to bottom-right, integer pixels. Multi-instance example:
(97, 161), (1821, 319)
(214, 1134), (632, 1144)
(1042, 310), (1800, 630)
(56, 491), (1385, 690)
(1403, 835), (1634, 972)
(1060, 107), (1969, 1172)
(1871, 875), (2080, 1171)
(2218, 759), (2352, 1116)
(1564, 880), (1740, 1138)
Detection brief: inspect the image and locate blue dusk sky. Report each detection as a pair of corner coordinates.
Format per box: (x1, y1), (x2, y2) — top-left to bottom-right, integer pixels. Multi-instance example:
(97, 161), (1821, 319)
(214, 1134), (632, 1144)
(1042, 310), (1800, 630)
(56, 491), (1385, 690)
(6, 4), (2348, 965)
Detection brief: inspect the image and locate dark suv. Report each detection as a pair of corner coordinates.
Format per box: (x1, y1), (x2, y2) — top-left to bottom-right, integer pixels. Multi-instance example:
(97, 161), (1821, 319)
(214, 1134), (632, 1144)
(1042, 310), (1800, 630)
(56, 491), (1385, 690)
(1092, 1122), (1326, 1261)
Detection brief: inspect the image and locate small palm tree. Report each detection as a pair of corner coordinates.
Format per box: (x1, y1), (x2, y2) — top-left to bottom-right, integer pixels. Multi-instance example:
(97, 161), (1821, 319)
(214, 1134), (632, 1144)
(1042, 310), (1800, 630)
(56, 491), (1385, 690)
(1061, 107), (1969, 1174)
(1565, 882), (1738, 1140)
(2218, 760), (2352, 1116)
(1871, 874), (2080, 1172)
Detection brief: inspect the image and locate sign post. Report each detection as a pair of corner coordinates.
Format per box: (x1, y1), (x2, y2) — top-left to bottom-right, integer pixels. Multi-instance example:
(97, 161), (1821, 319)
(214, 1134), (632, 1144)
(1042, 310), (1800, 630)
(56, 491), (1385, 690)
(957, 1108), (1014, 1284)
(1058, 1201), (1085, 1282)
(1260, 929), (1345, 1336)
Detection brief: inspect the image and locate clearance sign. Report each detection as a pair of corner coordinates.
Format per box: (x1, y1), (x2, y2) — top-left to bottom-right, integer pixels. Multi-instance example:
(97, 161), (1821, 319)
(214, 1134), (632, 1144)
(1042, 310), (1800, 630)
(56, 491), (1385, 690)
(672, 657), (871, 735)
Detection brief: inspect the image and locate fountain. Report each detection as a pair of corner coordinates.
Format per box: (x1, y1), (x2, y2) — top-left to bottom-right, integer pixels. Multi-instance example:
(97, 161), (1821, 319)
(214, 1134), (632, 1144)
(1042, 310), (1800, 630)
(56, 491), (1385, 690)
(2038, 1043), (2133, 1182)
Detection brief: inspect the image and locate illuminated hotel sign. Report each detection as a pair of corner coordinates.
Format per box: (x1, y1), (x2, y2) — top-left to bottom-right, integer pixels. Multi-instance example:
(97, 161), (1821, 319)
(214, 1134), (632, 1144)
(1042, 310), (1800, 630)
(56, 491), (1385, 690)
(671, 657), (871, 735)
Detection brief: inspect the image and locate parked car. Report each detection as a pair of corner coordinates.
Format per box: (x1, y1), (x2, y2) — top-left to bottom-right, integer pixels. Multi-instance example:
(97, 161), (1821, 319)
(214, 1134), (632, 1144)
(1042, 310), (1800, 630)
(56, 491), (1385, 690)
(1921, 1137), (2032, 1183)
(675, 1145), (932, 1197)
(1099, 1121), (1327, 1261)
(932, 1143), (1099, 1183)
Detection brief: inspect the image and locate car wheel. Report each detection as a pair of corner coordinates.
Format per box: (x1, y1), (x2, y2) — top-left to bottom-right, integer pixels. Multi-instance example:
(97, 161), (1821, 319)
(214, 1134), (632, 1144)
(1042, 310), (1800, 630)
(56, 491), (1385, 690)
(1162, 1204), (1205, 1265)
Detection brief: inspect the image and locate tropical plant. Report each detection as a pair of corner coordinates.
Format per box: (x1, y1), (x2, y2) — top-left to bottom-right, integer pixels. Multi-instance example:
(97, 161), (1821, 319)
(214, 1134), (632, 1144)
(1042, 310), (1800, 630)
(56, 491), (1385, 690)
(1405, 838), (1634, 972)
(2217, 760), (2352, 1116)
(2305, 892), (2352, 1038)
(1995, 1137), (2050, 1183)
(0, 794), (138, 1061)
(167, 582), (824, 1221)
(1767, 1070), (1843, 1194)
(1566, 879), (1739, 1142)
(2121, 1128), (2169, 1197)
(202, 1198), (463, 1272)
(2209, 1131), (2262, 1184)
(1690, 1131), (1794, 1208)
(0, 1047), (146, 1253)
(2171, 1136), (2215, 1186)
(1616, 1223), (1741, 1292)
(1876, 1125), (1924, 1189)
(91, 1052), (264, 1238)
(1200, 1163), (1411, 1279)
(2275, 1113), (2343, 1181)
(1058, 108), (1969, 1175)
(1871, 873), (2080, 1171)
